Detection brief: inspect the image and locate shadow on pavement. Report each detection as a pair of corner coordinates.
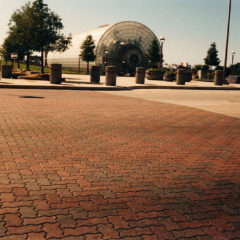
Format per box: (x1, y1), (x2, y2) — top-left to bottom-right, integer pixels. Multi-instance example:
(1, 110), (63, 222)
(19, 96), (45, 99)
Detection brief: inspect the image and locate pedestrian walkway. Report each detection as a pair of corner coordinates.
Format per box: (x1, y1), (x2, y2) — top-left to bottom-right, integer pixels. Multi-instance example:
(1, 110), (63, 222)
(0, 89), (239, 239)
(0, 74), (240, 90)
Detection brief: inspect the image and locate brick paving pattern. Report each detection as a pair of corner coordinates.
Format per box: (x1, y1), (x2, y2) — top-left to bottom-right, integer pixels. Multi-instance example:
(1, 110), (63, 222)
(0, 89), (239, 240)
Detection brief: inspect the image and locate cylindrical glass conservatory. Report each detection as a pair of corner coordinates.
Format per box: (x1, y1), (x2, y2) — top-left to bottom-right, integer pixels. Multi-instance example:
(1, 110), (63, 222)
(48, 21), (160, 75)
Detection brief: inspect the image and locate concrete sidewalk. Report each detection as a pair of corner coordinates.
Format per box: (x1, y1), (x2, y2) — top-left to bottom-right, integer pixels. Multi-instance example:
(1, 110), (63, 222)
(0, 74), (240, 90)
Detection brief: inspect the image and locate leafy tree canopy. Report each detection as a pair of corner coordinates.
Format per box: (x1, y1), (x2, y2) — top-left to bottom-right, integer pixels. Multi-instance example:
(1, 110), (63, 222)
(80, 35), (96, 73)
(146, 39), (160, 65)
(31, 0), (63, 52)
(204, 42), (220, 67)
(1, 0), (70, 72)
(44, 33), (72, 66)
(80, 35), (96, 62)
(231, 63), (240, 75)
(4, 2), (34, 60)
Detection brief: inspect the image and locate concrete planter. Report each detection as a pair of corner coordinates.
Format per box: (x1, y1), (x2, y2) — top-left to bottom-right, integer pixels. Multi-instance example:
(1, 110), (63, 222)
(146, 72), (163, 80)
(228, 75), (240, 84)
(163, 74), (175, 81)
(198, 70), (207, 79)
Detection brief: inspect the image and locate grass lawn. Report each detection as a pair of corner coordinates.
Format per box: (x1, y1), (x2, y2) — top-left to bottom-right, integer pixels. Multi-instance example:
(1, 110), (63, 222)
(0, 61), (87, 75)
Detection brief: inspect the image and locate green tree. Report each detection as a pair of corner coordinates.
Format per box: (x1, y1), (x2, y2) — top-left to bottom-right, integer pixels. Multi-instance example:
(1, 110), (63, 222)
(31, 0), (64, 73)
(204, 42), (220, 68)
(7, 2), (34, 70)
(44, 33), (72, 67)
(80, 35), (96, 74)
(3, 0), (68, 72)
(146, 39), (160, 68)
(1, 36), (15, 64)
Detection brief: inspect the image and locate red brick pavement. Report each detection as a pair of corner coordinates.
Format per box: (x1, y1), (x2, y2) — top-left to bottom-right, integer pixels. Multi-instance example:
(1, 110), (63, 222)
(0, 89), (239, 240)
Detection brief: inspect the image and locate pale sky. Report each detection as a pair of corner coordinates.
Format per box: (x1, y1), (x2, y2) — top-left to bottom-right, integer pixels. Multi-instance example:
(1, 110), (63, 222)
(0, 0), (239, 66)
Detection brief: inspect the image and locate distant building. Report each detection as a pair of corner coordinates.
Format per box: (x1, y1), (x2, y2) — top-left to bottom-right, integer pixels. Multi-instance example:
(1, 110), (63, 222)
(48, 21), (160, 74)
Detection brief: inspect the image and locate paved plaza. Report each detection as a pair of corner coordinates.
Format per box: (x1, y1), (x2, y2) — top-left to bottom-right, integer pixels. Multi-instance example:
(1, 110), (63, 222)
(0, 88), (239, 239)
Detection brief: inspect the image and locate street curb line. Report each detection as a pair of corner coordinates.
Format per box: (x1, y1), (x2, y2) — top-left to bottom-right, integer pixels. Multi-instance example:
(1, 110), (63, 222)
(0, 84), (239, 91)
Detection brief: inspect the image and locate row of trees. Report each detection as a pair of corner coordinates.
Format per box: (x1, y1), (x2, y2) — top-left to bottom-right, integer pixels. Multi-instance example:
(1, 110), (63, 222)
(145, 41), (222, 70)
(79, 39), (221, 73)
(0, 0), (72, 73)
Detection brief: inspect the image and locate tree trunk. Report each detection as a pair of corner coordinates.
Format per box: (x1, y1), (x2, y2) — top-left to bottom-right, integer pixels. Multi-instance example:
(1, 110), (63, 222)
(41, 48), (44, 73)
(17, 59), (20, 69)
(44, 50), (49, 68)
(87, 61), (89, 74)
(26, 52), (30, 71)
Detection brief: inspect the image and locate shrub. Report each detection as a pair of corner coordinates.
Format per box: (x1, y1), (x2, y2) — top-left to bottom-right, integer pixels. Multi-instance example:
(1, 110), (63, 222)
(193, 64), (202, 71)
(201, 65), (210, 71)
(231, 63), (240, 75)
(146, 68), (165, 74)
(164, 70), (176, 77)
(163, 70), (176, 81)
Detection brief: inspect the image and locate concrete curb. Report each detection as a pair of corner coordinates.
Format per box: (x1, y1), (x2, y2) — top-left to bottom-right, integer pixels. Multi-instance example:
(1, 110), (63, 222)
(0, 84), (126, 91)
(0, 84), (240, 91)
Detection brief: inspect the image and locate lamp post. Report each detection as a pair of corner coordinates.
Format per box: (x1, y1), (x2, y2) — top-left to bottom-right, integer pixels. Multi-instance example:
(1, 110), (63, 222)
(78, 54), (81, 73)
(0, 55), (2, 71)
(105, 51), (109, 67)
(120, 42), (125, 75)
(231, 50), (235, 79)
(159, 36), (165, 68)
(223, 0), (232, 84)
(231, 50), (235, 66)
(148, 60), (152, 68)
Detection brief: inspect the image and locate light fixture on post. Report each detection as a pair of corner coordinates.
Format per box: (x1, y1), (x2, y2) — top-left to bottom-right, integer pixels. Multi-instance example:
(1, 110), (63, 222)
(230, 50), (235, 80)
(159, 36), (165, 68)
(148, 59), (152, 67)
(120, 42), (125, 75)
(105, 51), (109, 67)
(78, 54), (81, 73)
(231, 50), (235, 66)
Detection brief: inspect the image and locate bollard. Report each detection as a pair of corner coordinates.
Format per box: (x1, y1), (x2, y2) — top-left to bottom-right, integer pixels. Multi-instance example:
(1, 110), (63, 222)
(90, 66), (100, 83)
(106, 66), (117, 86)
(50, 64), (62, 84)
(214, 70), (223, 85)
(1, 65), (12, 78)
(176, 69), (186, 85)
(135, 67), (145, 84)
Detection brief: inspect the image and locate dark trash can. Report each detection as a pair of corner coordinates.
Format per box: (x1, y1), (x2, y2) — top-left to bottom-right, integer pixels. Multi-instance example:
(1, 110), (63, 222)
(176, 69), (186, 85)
(50, 64), (62, 84)
(214, 70), (223, 86)
(90, 66), (100, 83)
(1, 65), (12, 78)
(106, 66), (117, 86)
(135, 67), (145, 84)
